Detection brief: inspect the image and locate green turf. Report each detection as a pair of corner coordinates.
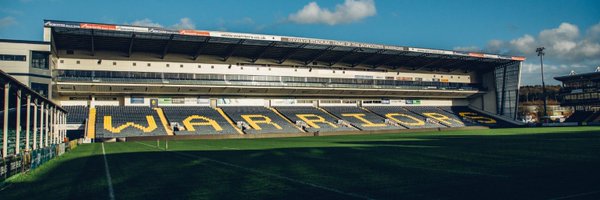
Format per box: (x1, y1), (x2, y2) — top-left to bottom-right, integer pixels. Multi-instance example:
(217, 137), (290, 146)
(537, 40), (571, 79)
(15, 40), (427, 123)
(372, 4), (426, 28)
(2, 127), (600, 199)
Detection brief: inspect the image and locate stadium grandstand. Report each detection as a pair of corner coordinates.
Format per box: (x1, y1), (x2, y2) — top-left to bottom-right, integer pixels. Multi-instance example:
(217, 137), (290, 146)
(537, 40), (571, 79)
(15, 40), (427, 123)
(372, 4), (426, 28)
(0, 19), (528, 142)
(555, 67), (600, 124)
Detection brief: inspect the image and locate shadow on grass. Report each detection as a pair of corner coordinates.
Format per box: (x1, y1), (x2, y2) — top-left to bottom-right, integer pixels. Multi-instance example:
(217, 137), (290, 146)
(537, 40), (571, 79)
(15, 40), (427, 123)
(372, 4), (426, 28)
(2, 129), (600, 200)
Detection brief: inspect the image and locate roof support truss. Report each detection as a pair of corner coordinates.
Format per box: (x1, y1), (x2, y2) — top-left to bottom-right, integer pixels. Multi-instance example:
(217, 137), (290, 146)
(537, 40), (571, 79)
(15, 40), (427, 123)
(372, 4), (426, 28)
(372, 51), (409, 69)
(391, 53), (431, 70)
(251, 41), (277, 63)
(192, 37), (211, 60)
(450, 58), (486, 72)
(90, 30), (95, 56)
(160, 34), (174, 59)
(413, 55), (451, 71)
(277, 44), (307, 64)
(222, 39), (246, 62)
(127, 34), (136, 57)
(304, 46), (334, 65)
(442, 59), (471, 72)
(328, 47), (360, 66)
(350, 49), (385, 67)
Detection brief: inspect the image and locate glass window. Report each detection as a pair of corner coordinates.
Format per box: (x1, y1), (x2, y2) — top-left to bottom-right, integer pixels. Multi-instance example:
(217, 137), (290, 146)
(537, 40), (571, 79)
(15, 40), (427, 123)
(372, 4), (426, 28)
(31, 82), (49, 97)
(0, 54), (26, 61)
(31, 51), (49, 69)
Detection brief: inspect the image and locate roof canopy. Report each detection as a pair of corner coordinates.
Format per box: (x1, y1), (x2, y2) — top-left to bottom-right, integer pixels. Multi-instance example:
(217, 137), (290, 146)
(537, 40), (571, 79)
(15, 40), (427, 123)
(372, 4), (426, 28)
(555, 71), (600, 81)
(45, 20), (524, 72)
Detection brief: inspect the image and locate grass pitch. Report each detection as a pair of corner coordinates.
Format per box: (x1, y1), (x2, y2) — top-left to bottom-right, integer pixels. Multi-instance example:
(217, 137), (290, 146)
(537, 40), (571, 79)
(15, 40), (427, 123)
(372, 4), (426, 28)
(2, 127), (600, 200)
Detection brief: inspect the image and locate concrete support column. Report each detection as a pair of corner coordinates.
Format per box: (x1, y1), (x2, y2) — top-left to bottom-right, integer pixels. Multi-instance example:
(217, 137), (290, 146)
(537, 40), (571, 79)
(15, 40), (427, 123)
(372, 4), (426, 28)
(40, 102), (44, 148)
(62, 112), (66, 142)
(2, 83), (10, 158)
(33, 100), (38, 150)
(15, 89), (21, 154)
(49, 107), (54, 144)
(25, 95), (31, 151)
(45, 105), (49, 147)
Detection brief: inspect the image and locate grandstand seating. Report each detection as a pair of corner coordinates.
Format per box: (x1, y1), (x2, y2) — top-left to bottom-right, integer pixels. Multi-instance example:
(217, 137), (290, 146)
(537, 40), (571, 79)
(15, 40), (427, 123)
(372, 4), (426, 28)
(565, 111), (595, 123)
(0, 130), (21, 155)
(162, 106), (238, 135)
(365, 106), (446, 129)
(587, 111), (600, 122)
(275, 106), (356, 132)
(95, 106), (168, 138)
(438, 106), (509, 127)
(404, 106), (465, 127)
(220, 106), (301, 134)
(64, 106), (88, 124)
(321, 106), (403, 130)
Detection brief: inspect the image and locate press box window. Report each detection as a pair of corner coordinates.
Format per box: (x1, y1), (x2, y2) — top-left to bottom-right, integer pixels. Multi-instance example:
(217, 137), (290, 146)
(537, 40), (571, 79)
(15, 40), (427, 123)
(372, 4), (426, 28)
(31, 51), (50, 69)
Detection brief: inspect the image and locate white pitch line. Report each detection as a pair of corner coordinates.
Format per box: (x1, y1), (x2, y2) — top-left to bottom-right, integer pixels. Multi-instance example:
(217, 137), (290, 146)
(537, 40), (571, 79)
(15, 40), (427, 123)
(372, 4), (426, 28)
(135, 141), (373, 200)
(101, 143), (115, 200)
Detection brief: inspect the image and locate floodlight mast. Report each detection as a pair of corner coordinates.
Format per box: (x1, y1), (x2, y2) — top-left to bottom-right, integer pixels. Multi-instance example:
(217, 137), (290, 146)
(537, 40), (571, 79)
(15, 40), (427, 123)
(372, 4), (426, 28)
(536, 47), (547, 123)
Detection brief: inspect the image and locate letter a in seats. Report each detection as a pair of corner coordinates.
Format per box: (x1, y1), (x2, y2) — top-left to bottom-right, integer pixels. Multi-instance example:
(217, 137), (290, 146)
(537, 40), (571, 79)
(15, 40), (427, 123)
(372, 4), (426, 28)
(296, 114), (338, 128)
(240, 114), (282, 130)
(341, 113), (387, 127)
(104, 115), (158, 133)
(183, 115), (224, 131)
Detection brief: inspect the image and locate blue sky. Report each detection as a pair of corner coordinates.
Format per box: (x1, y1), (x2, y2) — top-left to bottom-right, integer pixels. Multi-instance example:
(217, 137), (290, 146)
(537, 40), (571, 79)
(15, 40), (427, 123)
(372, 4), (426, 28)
(1, 0), (599, 85)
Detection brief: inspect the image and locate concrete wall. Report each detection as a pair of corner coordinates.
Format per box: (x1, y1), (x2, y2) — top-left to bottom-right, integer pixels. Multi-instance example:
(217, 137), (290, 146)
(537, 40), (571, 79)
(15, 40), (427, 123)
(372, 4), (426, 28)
(0, 41), (52, 98)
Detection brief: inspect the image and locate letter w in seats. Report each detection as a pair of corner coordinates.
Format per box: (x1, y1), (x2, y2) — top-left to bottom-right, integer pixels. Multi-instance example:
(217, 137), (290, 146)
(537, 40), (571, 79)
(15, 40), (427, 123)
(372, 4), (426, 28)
(104, 115), (158, 133)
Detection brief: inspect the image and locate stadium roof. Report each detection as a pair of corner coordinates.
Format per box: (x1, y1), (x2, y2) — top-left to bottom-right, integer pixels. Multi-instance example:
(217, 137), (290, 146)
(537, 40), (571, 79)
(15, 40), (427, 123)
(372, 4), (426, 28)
(45, 20), (525, 72)
(555, 71), (600, 81)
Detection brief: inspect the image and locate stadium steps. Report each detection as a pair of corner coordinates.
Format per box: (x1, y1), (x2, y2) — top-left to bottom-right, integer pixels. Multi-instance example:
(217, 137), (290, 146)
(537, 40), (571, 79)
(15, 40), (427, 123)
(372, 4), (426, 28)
(215, 107), (245, 134)
(359, 106), (410, 129)
(315, 106), (361, 131)
(154, 108), (174, 136)
(268, 107), (306, 133)
(86, 107), (96, 139)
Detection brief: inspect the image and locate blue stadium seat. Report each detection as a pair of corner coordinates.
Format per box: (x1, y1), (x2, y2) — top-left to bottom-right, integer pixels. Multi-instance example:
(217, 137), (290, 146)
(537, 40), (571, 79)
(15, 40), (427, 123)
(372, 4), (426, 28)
(162, 106), (238, 135)
(438, 106), (509, 127)
(405, 106), (465, 127)
(275, 106), (356, 132)
(365, 106), (445, 129)
(64, 105), (88, 124)
(321, 106), (403, 131)
(95, 106), (168, 138)
(220, 106), (301, 134)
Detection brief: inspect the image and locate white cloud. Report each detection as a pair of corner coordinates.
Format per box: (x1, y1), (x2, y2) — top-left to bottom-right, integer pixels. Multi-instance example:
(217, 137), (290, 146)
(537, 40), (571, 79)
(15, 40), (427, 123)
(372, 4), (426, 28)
(288, 0), (376, 25)
(454, 21), (600, 85)
(509, 34), (536, 54)
(0, 16), (17, 28)
(128, 17), (197, 30)
(130, 18), (163, 27)
(171, 17), (195, 30)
